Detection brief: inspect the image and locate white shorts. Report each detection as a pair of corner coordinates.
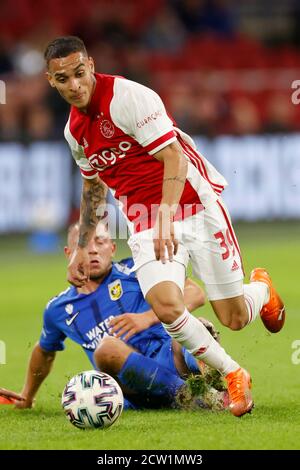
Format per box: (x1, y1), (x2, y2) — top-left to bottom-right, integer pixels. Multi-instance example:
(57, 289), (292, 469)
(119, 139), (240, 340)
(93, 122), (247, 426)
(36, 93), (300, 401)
(127, 198), (244, 301)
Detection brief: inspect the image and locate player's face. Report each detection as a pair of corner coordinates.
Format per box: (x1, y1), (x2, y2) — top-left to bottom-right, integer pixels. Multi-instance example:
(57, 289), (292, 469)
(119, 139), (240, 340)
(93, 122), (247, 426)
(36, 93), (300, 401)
(46, 52), (96, 110)
(67, 224), (116, 279)
(87, 225), (116, 279)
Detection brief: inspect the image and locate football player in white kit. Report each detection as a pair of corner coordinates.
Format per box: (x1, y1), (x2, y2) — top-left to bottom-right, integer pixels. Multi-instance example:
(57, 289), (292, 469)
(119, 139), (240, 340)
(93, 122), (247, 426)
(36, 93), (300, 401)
(44, 36), (285, 417)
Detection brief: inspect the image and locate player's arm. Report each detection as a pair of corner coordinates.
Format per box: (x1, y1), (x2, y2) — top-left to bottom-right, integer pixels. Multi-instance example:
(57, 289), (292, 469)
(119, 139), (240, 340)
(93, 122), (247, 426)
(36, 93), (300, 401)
(68, 175), (107, 286)
(15, 343), (56, 409)
(153, 141), (188, 263)
(109, 310), (160, 341)
(111, 80), (186, 263)
(0, 389), (25, 402)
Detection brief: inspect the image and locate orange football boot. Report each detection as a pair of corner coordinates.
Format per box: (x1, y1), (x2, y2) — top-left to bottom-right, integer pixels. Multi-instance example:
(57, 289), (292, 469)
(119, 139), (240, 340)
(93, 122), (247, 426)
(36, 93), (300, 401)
(197, 360), (207, 375)
(225, 368), (254, 417)
(250, 268), (285, 333)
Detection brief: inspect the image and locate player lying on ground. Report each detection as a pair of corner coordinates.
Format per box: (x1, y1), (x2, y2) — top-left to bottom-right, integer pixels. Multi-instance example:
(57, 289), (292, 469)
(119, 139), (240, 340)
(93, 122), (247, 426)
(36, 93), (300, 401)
(44, 36), (286, 417)
(17, 222), (228, 411)
(0, 388), (24, 404)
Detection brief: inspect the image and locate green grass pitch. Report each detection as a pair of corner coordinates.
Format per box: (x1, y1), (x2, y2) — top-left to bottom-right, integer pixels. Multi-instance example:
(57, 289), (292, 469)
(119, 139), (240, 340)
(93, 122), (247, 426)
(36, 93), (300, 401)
(0, 222), (299, 450)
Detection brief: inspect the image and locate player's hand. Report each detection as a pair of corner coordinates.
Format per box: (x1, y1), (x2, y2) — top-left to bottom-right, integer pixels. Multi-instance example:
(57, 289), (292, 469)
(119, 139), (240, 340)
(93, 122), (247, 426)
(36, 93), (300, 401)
(198, 317), (220, 343)
(0, 388), (25, 402)
(109, 313), (153, 341)
(153, 207), (178, 263)
(67, 246), (90, 287)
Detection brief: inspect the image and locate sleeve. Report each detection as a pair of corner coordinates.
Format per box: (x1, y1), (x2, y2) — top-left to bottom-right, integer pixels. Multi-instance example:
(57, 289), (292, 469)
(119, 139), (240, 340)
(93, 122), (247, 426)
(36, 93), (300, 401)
(119, 257), (134, 269)
(111, 78), (177, 155)
(64, 117), (98, 180)
(39, 306), (66, 352)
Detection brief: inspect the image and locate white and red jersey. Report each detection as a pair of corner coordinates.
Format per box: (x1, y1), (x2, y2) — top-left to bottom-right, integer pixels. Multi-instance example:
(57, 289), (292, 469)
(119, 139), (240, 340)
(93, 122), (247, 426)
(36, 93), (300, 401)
(64, 73), (227, 232)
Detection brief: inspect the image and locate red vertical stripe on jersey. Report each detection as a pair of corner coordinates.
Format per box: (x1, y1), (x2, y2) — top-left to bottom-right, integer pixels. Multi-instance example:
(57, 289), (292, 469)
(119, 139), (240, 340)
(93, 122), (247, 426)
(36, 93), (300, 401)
(216, 200), (245, 274)
(181, 146), (222, 195)
(177, 134), (224, 194)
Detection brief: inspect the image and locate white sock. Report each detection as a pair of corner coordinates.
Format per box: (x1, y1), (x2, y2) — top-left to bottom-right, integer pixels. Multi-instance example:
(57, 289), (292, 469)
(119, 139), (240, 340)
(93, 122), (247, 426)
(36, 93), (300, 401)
(162, 309), (239, 376)
(244, 282), (269, 325)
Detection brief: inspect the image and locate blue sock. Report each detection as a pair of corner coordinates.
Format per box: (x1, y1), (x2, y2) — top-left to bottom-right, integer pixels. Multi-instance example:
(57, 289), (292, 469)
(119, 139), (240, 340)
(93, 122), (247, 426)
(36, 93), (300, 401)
(118, 352), (185, 402)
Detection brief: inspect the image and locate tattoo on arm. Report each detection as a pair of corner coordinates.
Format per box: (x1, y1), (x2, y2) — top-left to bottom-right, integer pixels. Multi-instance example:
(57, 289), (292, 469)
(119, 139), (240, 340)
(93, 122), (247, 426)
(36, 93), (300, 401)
(78, 180), (107, 248)
(163, 176), (186, 184)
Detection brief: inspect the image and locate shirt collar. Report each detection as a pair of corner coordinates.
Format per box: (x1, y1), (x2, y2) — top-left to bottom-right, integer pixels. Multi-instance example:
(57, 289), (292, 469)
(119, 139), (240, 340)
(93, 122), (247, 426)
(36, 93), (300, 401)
(86, 73), (102, 117)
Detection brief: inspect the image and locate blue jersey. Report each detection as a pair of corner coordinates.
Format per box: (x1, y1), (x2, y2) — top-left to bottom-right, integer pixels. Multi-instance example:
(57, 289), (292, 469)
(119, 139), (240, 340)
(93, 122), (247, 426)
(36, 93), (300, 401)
(40, 258), (170, 368)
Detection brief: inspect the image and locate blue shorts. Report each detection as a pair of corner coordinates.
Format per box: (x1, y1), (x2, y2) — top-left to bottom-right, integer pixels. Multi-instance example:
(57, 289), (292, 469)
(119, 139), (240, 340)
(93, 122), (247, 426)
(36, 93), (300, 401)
(149, 339), (200, 376)
(124, 338), (200, 410)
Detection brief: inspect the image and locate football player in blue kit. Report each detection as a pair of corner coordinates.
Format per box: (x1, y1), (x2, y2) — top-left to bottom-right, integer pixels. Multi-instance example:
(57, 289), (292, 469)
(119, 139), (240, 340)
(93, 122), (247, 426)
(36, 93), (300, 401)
(17, 222), (227, 411)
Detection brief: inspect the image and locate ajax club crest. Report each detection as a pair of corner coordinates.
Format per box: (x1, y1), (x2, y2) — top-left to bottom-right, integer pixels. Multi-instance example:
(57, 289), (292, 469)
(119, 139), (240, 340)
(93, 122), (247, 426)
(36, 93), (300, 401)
(108, 280), (123, 301)
(99, 118), (115, 138)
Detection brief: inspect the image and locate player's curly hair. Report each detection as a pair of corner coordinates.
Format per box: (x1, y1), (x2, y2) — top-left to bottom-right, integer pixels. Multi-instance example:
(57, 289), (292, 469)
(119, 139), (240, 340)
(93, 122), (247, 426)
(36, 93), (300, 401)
(44, 36), (88, 68)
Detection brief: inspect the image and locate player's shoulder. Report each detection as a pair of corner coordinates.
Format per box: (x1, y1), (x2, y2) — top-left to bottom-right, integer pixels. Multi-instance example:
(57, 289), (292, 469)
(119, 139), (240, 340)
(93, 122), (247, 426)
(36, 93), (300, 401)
(111, 258), (135, 278)
(45, 286), (74, 312)
(113, 75), (157, 102)
(96, 72), (118, 84)
(106, 259), (139, 297)
(64, 110), (84, 150)
(111, 77), (162, 129)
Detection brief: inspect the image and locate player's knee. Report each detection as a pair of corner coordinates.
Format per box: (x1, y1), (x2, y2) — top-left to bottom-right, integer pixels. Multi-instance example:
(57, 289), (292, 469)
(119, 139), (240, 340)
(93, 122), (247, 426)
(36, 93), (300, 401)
(213, 301), (248, 331)
(151, 298), (185, 324)
(93, 337), (122, 373)
(198, 291), (206, 308)
(226, 314), (248, 331)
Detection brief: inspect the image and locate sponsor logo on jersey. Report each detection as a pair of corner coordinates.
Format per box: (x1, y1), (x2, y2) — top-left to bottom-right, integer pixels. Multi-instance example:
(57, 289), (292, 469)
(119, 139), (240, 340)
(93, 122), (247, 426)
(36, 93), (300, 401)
(66, 311), (80, 326)
(83, 315), (115, 350)
(136, 110), (163, 128)
(88, 141), (132, 170)
(231, 260), (239, 271)
(108, 279), (123, 301)
(99, 118), (115, 138)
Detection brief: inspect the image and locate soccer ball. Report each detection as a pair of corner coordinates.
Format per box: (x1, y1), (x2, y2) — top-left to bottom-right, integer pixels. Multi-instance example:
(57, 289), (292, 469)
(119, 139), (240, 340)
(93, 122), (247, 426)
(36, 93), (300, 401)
(61, 370), (124, 430)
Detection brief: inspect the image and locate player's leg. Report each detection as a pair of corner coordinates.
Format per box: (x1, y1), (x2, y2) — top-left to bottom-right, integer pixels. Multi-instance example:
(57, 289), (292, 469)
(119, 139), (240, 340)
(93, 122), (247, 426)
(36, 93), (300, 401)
(94, 336), (186, 407)
(139, 264), (252, 416)
(190, 198), (285, 333)
(145, 277), (240, 373)
(94, 336), (133, 377)
(154, 334), (229, 411)
(183, 204), (257, 416)
(210, 292), (249, 330)
(186, 199), (285, 415)
(210, 280), (276, 331)
(128, 228), (253, 416)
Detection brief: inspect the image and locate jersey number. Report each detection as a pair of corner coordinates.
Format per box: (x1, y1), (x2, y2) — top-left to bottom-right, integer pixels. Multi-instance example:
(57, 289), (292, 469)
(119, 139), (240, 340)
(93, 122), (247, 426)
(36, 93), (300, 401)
(214, 229), (235, 260)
